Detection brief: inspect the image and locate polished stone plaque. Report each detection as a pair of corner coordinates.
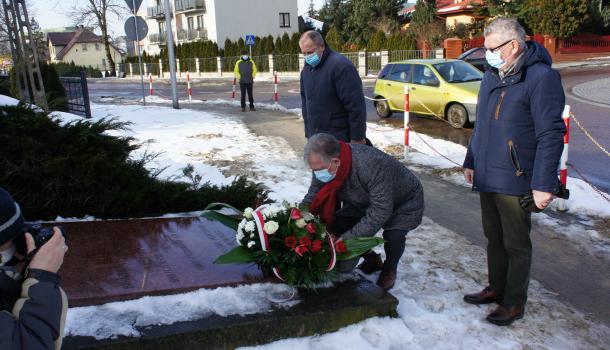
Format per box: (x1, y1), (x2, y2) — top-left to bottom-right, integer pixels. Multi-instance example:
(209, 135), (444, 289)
(59, 217), (265, 307)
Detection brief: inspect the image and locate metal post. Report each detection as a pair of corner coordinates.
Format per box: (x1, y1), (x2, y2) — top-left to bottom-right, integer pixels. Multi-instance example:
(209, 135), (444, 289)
(195, 57), (200, 76)
(164, 0), (179, 109)
(132, 0), (146, 106)
(81, 70), (92, 118)
(159, 59), (163, 77)
(403, 86), (410, 158)
(558, 105), (571, 211)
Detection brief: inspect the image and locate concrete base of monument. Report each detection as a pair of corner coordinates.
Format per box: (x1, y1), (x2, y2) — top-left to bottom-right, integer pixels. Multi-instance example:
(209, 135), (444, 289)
(63, 278), (399, 350)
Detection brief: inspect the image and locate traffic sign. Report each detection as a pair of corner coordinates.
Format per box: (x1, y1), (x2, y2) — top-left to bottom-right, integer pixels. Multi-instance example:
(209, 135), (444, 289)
(124, 16), (148, 41)
(124, 0), (143, 13)
(245, 35), (255, 46)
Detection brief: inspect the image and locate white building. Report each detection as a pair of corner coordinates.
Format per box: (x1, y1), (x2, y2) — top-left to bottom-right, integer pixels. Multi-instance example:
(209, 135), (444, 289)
(140, 0), (298, 55)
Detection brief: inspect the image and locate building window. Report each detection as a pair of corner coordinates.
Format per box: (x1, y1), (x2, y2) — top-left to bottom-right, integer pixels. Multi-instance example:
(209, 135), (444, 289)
(279, 13), (290, 28)
(159, 21), (166, 35)
(82, 44), (88, 51)
(95, 43), (100, 51)
(196, 15), (203, 29)
(187, 17), (194, 31)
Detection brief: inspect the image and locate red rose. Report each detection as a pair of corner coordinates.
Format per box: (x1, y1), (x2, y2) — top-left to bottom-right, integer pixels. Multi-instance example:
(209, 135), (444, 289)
(290, 208), (302, 220)
(285, 236), (297, 249)
(295, 245), (309, 256)
(305, 222), (317, 234)
(311, 239), (322, 253)
(300, 236), (312, 247)
(335, 240), (347, 253)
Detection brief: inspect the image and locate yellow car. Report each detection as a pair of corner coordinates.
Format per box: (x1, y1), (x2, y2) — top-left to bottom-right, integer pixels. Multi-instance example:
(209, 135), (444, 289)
(373, 59), (482, 128)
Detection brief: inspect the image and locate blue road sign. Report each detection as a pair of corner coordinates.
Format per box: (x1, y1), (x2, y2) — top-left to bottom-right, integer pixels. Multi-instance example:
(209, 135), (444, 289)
(245, 35), (255, 46)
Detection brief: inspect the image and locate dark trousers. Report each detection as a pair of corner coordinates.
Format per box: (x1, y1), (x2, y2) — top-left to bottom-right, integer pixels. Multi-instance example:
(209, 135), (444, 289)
(480, 192), (532, 306)
(240, 83), (254, 109)
(331, 212), (408, 273)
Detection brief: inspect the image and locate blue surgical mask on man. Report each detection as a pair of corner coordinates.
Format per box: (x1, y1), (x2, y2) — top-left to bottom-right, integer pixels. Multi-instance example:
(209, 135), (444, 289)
(305, 52), (321, 67)
(313, 161), (336, 183)
(242, 55), (249, 61)
(485, 50), (505, 69)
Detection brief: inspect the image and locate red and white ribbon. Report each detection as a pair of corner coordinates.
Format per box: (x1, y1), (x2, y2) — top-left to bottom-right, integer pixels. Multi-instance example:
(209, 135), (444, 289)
(252, 205), (337, 281)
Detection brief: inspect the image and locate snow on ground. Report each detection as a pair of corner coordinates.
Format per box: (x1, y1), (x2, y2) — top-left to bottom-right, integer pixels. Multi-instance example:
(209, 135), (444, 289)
(0, 94), (20, 106)
(63, 217), (610, 348)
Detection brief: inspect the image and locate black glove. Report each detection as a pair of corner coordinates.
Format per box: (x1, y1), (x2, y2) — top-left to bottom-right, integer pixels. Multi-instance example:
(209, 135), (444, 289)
(520, 181), (570, 213)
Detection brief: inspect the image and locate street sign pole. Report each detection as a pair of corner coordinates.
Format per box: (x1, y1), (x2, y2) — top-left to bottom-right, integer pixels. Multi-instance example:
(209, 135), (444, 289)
(132, 0), (146, 106)
(164, 0), (179, 109)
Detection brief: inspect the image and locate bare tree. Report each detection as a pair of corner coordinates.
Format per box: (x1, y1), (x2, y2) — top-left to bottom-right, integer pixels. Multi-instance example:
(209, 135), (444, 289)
(70, 0), (127, 72)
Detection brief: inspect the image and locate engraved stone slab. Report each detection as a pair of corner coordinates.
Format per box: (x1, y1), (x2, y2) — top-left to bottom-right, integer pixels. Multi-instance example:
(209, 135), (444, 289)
(58, 217), (265, 307)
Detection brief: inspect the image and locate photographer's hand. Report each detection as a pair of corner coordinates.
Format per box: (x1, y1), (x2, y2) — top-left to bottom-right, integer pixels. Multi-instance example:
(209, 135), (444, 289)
(26, 228), (66, 274)
(532, 190), (553, 210)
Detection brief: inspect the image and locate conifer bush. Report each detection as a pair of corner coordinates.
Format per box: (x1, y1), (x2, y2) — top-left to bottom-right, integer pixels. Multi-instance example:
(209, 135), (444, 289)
(0, 104), (268, 220)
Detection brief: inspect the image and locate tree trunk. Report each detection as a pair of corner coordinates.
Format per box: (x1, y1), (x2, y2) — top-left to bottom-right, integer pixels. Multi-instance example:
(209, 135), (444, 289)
(100, 19), (115, 73)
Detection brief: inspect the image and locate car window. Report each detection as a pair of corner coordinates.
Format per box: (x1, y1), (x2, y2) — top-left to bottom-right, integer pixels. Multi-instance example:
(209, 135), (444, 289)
(433, 61), (483, 83)
(467, 48), (486, 59)
(387, 64), (411, 83)
(378, 64), (393, 79)
(412, 65), (439, 87)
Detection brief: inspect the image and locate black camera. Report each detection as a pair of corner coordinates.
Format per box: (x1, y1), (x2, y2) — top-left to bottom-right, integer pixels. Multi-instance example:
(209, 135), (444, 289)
(520, 181), (570, 213)
(22, 223), (67, 248)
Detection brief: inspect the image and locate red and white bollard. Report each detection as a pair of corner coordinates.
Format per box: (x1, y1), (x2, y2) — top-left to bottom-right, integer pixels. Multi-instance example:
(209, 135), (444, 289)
(148, 73), (153, 96)
(186, 71), (192, 103)
(232, 78), (236, 99)
(558, 105), (571, 211)
(274, 73), (279, 103)
(403, 85), (410, 158)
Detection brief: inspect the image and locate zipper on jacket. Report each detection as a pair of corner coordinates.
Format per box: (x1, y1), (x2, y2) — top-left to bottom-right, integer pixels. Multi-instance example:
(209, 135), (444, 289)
(495, 91), (506, 120)
(508, 140), (524, 177)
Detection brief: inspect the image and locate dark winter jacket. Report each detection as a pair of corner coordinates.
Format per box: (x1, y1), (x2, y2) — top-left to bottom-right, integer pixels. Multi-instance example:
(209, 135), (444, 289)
(0, 268), (68, 350)
(303, 144), (424, 238)
(234, 58), (257, 84)
(463, 41), (566, 195)
(300, 48), (367, 142)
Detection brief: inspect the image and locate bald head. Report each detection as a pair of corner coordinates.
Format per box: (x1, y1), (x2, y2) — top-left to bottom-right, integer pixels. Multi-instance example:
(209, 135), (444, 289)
(299, 30), (325, 57)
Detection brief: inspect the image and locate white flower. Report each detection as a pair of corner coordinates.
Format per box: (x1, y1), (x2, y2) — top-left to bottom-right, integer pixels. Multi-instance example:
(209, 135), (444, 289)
(244, 208), (254, 219)
(247, 241), (256, 248)
(295, 218), (307, 228)
(236, 230), (245, 245)
(244, 221), (256, 233)
(303, 212), (315, 221)
(264, 221), (279, 234)
(250, 233), (255, 238)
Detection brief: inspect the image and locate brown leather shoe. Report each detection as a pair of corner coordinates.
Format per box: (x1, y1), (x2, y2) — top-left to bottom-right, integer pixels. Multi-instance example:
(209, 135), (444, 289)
(486, 304), (524, 326)
(463, 287), (503, 305)
(357, 252), (383, 274)
(376, 269), (397, 290)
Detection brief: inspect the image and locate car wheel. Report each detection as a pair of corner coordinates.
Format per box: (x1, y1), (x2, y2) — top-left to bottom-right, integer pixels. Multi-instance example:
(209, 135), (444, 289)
(375, 98), (392, 118)
(446, 103), (468, 128)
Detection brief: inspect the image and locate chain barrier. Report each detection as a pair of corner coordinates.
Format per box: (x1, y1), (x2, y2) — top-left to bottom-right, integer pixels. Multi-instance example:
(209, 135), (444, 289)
(570, 112), (610, 158)
(410, 127), (463, 167)
(567, 162), (610, 203)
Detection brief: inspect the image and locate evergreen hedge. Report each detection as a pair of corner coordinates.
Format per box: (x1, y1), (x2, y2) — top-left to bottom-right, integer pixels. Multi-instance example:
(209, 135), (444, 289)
(0, 104), (268, 220)
(52, 62), (103, 78)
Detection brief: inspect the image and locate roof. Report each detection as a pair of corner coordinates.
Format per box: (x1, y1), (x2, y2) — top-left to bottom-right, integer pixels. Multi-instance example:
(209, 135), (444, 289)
(52, 28), (107, 60)
(437, 0), (483, 15)
(398, 4), (416, 16)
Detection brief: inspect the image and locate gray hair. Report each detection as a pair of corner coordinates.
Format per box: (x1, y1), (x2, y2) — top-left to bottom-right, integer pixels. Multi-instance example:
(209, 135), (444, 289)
(484, 17), (526, 49)
(304, 133), (341, 164)
(300, 30), (325, 47)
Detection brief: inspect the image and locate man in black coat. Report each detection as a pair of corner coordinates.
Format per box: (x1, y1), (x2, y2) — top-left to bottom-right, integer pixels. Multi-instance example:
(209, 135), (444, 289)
(0, 188), (68, 350)
(299, 30), (367, 144)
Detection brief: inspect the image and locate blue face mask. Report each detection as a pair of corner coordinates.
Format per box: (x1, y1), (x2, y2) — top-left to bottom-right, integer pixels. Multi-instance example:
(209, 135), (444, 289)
(313, 161), (336, 183)
(485, 50), (505, 70)
(305, 52), (321, 67)
(242, 55), (249, 61)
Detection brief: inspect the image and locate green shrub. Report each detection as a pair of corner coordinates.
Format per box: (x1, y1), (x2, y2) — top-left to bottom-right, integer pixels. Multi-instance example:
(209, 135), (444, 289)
(52, 62), (103, 78)
(0, 104), (268, 220)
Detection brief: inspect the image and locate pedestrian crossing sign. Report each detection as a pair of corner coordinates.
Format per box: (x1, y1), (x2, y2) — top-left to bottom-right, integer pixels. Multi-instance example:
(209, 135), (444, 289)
(245, 35), (255, 46)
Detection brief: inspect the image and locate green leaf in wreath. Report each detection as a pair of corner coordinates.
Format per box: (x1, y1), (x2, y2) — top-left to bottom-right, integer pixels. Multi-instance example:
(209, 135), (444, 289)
(337, 237), (385, 260)
(201, 210), (240, 230)
(214, 246), (256, 264)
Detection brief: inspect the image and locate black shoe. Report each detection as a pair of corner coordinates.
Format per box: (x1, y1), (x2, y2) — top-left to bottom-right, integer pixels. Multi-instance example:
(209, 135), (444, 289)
(357, 252), (383, 274)
(250, 107), (256, 111)
(241, 107), (246, 112)
(463, 287), (503, 305)
(486, 304), (524, 326)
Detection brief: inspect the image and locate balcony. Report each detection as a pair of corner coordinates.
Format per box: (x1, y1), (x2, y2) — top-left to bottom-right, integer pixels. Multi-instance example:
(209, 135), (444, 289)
(175, 0), (206, 13)
(148, 32), (167, 45)
(177, 28), (208, 42)
(147, 5), (169, 19)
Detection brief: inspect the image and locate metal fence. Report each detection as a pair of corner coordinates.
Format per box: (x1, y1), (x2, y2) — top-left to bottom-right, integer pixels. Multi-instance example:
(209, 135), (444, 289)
(389, 50), (437, 62)
(59, 71), (91, 118)
(367, 51), (382, 75)
(342, 52), (359, 67)
(199, 57), (217, 72)
(274, 54), (299, 72)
